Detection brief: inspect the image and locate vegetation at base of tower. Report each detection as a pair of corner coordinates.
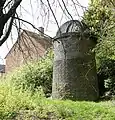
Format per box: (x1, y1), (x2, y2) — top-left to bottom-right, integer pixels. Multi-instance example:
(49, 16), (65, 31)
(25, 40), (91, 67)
(0, 43), (115, 119)
(0, 81), (115, 119)
(0, 54), (115, 119)
(2, 49), (115, 100)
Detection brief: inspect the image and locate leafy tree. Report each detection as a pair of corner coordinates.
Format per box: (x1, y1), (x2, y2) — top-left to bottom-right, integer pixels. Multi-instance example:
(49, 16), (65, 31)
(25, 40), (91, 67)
(83, 0), (115, 97)
(83, 0), (115, 60)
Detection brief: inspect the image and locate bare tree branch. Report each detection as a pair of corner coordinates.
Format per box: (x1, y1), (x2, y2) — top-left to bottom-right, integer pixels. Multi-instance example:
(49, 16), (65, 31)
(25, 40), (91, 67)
(4, 0), (22, 21)
(0, 0), (22, 46)
(0, 0), (86, 47)
(13, 16), (53, 40)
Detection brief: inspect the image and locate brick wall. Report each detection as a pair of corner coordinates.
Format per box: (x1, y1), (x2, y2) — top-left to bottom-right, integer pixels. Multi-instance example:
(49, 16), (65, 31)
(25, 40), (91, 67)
(5, 31), (52, 73)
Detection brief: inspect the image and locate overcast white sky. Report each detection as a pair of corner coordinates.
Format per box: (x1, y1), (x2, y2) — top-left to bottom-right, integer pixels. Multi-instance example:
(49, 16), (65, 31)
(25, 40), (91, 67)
(0, 0), (89, 64)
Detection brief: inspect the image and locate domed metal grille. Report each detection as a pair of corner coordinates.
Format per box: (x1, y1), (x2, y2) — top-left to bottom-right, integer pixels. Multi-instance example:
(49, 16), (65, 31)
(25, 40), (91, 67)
(56, 20), (88, 37)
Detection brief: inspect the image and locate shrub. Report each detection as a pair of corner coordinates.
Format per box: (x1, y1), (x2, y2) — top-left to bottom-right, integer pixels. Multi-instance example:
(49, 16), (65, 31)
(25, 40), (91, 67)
(0, 82), (115, 120)
(97, 58), (115, 97)
(7, 51), (53, 97)
(0, 83), (45, 119)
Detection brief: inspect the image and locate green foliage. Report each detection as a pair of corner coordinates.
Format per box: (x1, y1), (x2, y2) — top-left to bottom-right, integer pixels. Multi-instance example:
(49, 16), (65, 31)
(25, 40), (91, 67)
(6, 51), (53, 97)
(0, 82), (115, 119)
(97, 58), (115, 96)
(83, 0), (115, 98)
(83, 0), (115, 59)
(0, 83), (45, 119)
(84, 0), (114, 38)
(95, 27), (115, 60)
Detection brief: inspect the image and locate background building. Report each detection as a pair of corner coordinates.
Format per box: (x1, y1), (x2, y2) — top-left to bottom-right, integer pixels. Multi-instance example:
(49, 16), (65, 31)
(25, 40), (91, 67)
(5, 29), (52, 73)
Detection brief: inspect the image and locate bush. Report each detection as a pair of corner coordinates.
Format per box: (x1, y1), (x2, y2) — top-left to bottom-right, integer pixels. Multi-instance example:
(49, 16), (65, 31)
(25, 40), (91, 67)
(7, 51), (53, 97)
(0, 82), (115, 120)
(97, 58), (115, 97)
(0, 83), (45, 119)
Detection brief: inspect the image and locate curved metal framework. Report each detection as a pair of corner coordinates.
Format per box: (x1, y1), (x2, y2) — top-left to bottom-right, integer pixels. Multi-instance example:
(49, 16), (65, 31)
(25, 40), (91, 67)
(56, 20), (89, 36)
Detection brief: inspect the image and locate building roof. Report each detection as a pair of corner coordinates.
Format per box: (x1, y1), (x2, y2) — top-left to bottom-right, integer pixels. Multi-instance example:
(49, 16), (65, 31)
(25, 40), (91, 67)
(4, 29), (52, 59)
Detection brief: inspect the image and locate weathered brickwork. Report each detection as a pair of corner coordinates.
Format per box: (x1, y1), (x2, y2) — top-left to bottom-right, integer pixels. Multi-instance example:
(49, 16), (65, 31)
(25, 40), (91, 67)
(5, 30), (52, 73)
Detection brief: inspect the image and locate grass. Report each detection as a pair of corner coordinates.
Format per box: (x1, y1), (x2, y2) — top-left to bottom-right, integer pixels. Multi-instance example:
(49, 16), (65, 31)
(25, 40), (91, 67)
(0, 82), (115, 120)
